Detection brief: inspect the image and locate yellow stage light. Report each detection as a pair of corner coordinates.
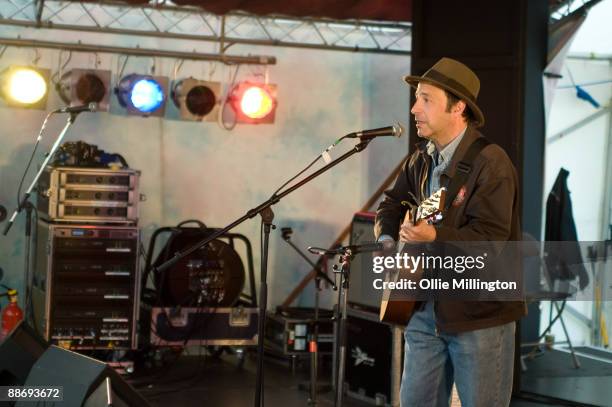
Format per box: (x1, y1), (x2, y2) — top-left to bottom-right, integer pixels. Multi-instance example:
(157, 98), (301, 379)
(8, 69), (47, 104)
(0, 66), (50, 109)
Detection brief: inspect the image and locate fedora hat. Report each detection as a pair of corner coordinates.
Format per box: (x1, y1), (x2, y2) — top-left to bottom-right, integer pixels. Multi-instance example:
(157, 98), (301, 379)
(403, 57), (485, 127)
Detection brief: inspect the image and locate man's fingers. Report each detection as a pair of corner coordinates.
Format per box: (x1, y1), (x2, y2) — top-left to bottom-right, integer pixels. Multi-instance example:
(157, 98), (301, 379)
(402, 209), (414, 227)
(399, 228), (412, 242)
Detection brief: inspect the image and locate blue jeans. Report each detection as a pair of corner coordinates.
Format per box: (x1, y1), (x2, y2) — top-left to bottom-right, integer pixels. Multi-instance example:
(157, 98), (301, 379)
(400, 302), (515, 407)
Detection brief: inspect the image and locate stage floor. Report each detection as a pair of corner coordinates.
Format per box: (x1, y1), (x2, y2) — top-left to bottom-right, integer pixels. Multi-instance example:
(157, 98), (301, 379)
(125, 349), (574, 407)
(129, 350), (372, 407)
(519, 347), (612, 407)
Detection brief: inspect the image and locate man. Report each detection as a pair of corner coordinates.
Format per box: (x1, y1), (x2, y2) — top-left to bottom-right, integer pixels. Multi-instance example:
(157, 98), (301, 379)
(375, 58), (526, 406)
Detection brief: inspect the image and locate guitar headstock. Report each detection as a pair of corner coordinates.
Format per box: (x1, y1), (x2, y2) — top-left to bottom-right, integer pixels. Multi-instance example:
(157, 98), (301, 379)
(416, 187), (446, 223)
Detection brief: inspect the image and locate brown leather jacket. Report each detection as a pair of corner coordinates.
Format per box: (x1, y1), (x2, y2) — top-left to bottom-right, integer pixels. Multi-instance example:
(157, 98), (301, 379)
(375, 125), (527, 332)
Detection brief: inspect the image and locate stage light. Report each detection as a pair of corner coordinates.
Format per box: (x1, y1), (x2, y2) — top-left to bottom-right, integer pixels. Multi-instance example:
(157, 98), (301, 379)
(9, 70), (46, 104)
(0, 66), (50, 109)
(56, 69), (111, 111)
(229, 82), (277, 124)
(171, 78), (220, 121)
(115, 74), (168, 117)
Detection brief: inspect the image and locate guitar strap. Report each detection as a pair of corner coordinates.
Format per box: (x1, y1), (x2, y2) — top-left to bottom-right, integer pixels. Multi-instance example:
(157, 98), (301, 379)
(443, 137), (491, 213)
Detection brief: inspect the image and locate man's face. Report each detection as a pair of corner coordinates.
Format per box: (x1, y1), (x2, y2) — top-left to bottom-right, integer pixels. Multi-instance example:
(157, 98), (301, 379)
(410, 82), (454, 142)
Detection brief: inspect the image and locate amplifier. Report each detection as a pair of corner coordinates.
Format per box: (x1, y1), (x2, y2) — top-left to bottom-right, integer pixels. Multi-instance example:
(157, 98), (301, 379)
(149, 307), (258, 346)
(32, 221), (141, 350)
(37, 166), (140, 224)
(344, 307), (403, 406)
(348, 212), (381, 311)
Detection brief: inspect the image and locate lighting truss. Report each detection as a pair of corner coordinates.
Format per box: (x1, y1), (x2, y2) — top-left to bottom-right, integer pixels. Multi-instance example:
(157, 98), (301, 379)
(0, 0), (412, 55)
(549, 0), (605, 23)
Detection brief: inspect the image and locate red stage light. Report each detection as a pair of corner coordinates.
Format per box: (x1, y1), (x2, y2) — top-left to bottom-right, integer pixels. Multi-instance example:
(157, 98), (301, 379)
(229, 83), (277, 124)
(240, 86), (273, 119)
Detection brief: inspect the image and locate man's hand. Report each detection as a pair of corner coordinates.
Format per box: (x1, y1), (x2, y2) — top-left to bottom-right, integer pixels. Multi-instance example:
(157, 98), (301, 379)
(374, 235), (396, 259)
(400, 220), (436, 242)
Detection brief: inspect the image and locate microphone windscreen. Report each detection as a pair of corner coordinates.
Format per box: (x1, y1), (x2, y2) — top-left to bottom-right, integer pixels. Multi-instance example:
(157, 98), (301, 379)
(380, 239), (398, 251)
(394, 122), (405, 138)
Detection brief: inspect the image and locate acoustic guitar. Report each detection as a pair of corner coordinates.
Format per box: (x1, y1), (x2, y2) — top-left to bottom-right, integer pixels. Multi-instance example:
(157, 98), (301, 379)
(379, 187), (446, 325)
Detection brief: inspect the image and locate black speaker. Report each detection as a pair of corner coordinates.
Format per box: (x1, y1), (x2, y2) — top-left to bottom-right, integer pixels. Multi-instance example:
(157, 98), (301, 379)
(345, 308), (403, 406)
(347, 211), (380, 310)
(0, 321), (47, 386)
(16, 345), (149, 407)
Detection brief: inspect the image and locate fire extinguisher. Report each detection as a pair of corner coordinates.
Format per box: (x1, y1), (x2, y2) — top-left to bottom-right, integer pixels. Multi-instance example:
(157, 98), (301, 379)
(1, 288), (24, 337)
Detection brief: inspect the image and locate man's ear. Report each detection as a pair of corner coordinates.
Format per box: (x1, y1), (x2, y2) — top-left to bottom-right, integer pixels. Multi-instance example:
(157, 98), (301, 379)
(455, 100), (467, 115)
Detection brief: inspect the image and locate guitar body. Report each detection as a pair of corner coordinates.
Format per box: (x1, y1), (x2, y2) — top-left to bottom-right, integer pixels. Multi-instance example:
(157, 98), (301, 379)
(379, 262), (421, 325)
(378, 188), (446, 326)
(380, 290), (416, 325)
(379, 301), (416, 325)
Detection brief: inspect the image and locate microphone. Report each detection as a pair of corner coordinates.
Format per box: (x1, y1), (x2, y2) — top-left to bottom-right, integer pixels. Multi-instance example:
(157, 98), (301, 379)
(346, 123), (404, 140)
(308, 240), (397, 255)
(53, 102), (98, 114)
(345, 240), (397, 254)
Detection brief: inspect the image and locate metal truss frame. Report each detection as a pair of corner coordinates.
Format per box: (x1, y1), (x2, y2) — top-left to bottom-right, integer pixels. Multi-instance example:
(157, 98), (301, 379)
(0, 0), (412, 56)
(1, 1), (601, 61)
(549, 0), (604, 22)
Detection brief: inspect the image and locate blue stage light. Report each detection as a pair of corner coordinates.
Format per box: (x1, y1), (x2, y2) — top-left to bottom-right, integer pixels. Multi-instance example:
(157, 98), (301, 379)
(131, 78), (164, 112)
(115, 74), (168, 117)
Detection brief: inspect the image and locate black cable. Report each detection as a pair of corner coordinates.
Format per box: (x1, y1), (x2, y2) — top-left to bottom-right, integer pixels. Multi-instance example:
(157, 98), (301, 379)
(260, 218), (264, 268)
(137, 373), (210, 400)
(128, 346), (187, 388)
(16, 112), (52, 206)
(136, 305), (216, 390)
(137, 310), (226, 395)
(269, 134), (349, 198)
(141, 224), (221, 386)
(26, 205), (40, 333)
(138, 241), (147, 264)
(140, 224), (254, 393)
(219, 65), (241, 131)
(113, 153), (129, 168)
(270, 155), (323, 198)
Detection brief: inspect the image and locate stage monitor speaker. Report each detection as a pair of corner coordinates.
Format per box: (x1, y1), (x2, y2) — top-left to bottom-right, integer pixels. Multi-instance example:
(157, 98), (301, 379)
(16, 345), (149, 407)
(345, 307), (403, 406)
(347, 212), (380, 311)
(0, 321), (48, 386)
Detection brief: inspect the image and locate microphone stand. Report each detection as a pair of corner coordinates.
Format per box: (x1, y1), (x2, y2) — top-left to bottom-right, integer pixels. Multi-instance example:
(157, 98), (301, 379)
(3, 112), (79, 236)
(281, 228), (336, 405)
(332, 248), (354, 407)
(310, 243), (384, 407)
(3, 112), (81, 323)
(153, 139), (374, 407)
